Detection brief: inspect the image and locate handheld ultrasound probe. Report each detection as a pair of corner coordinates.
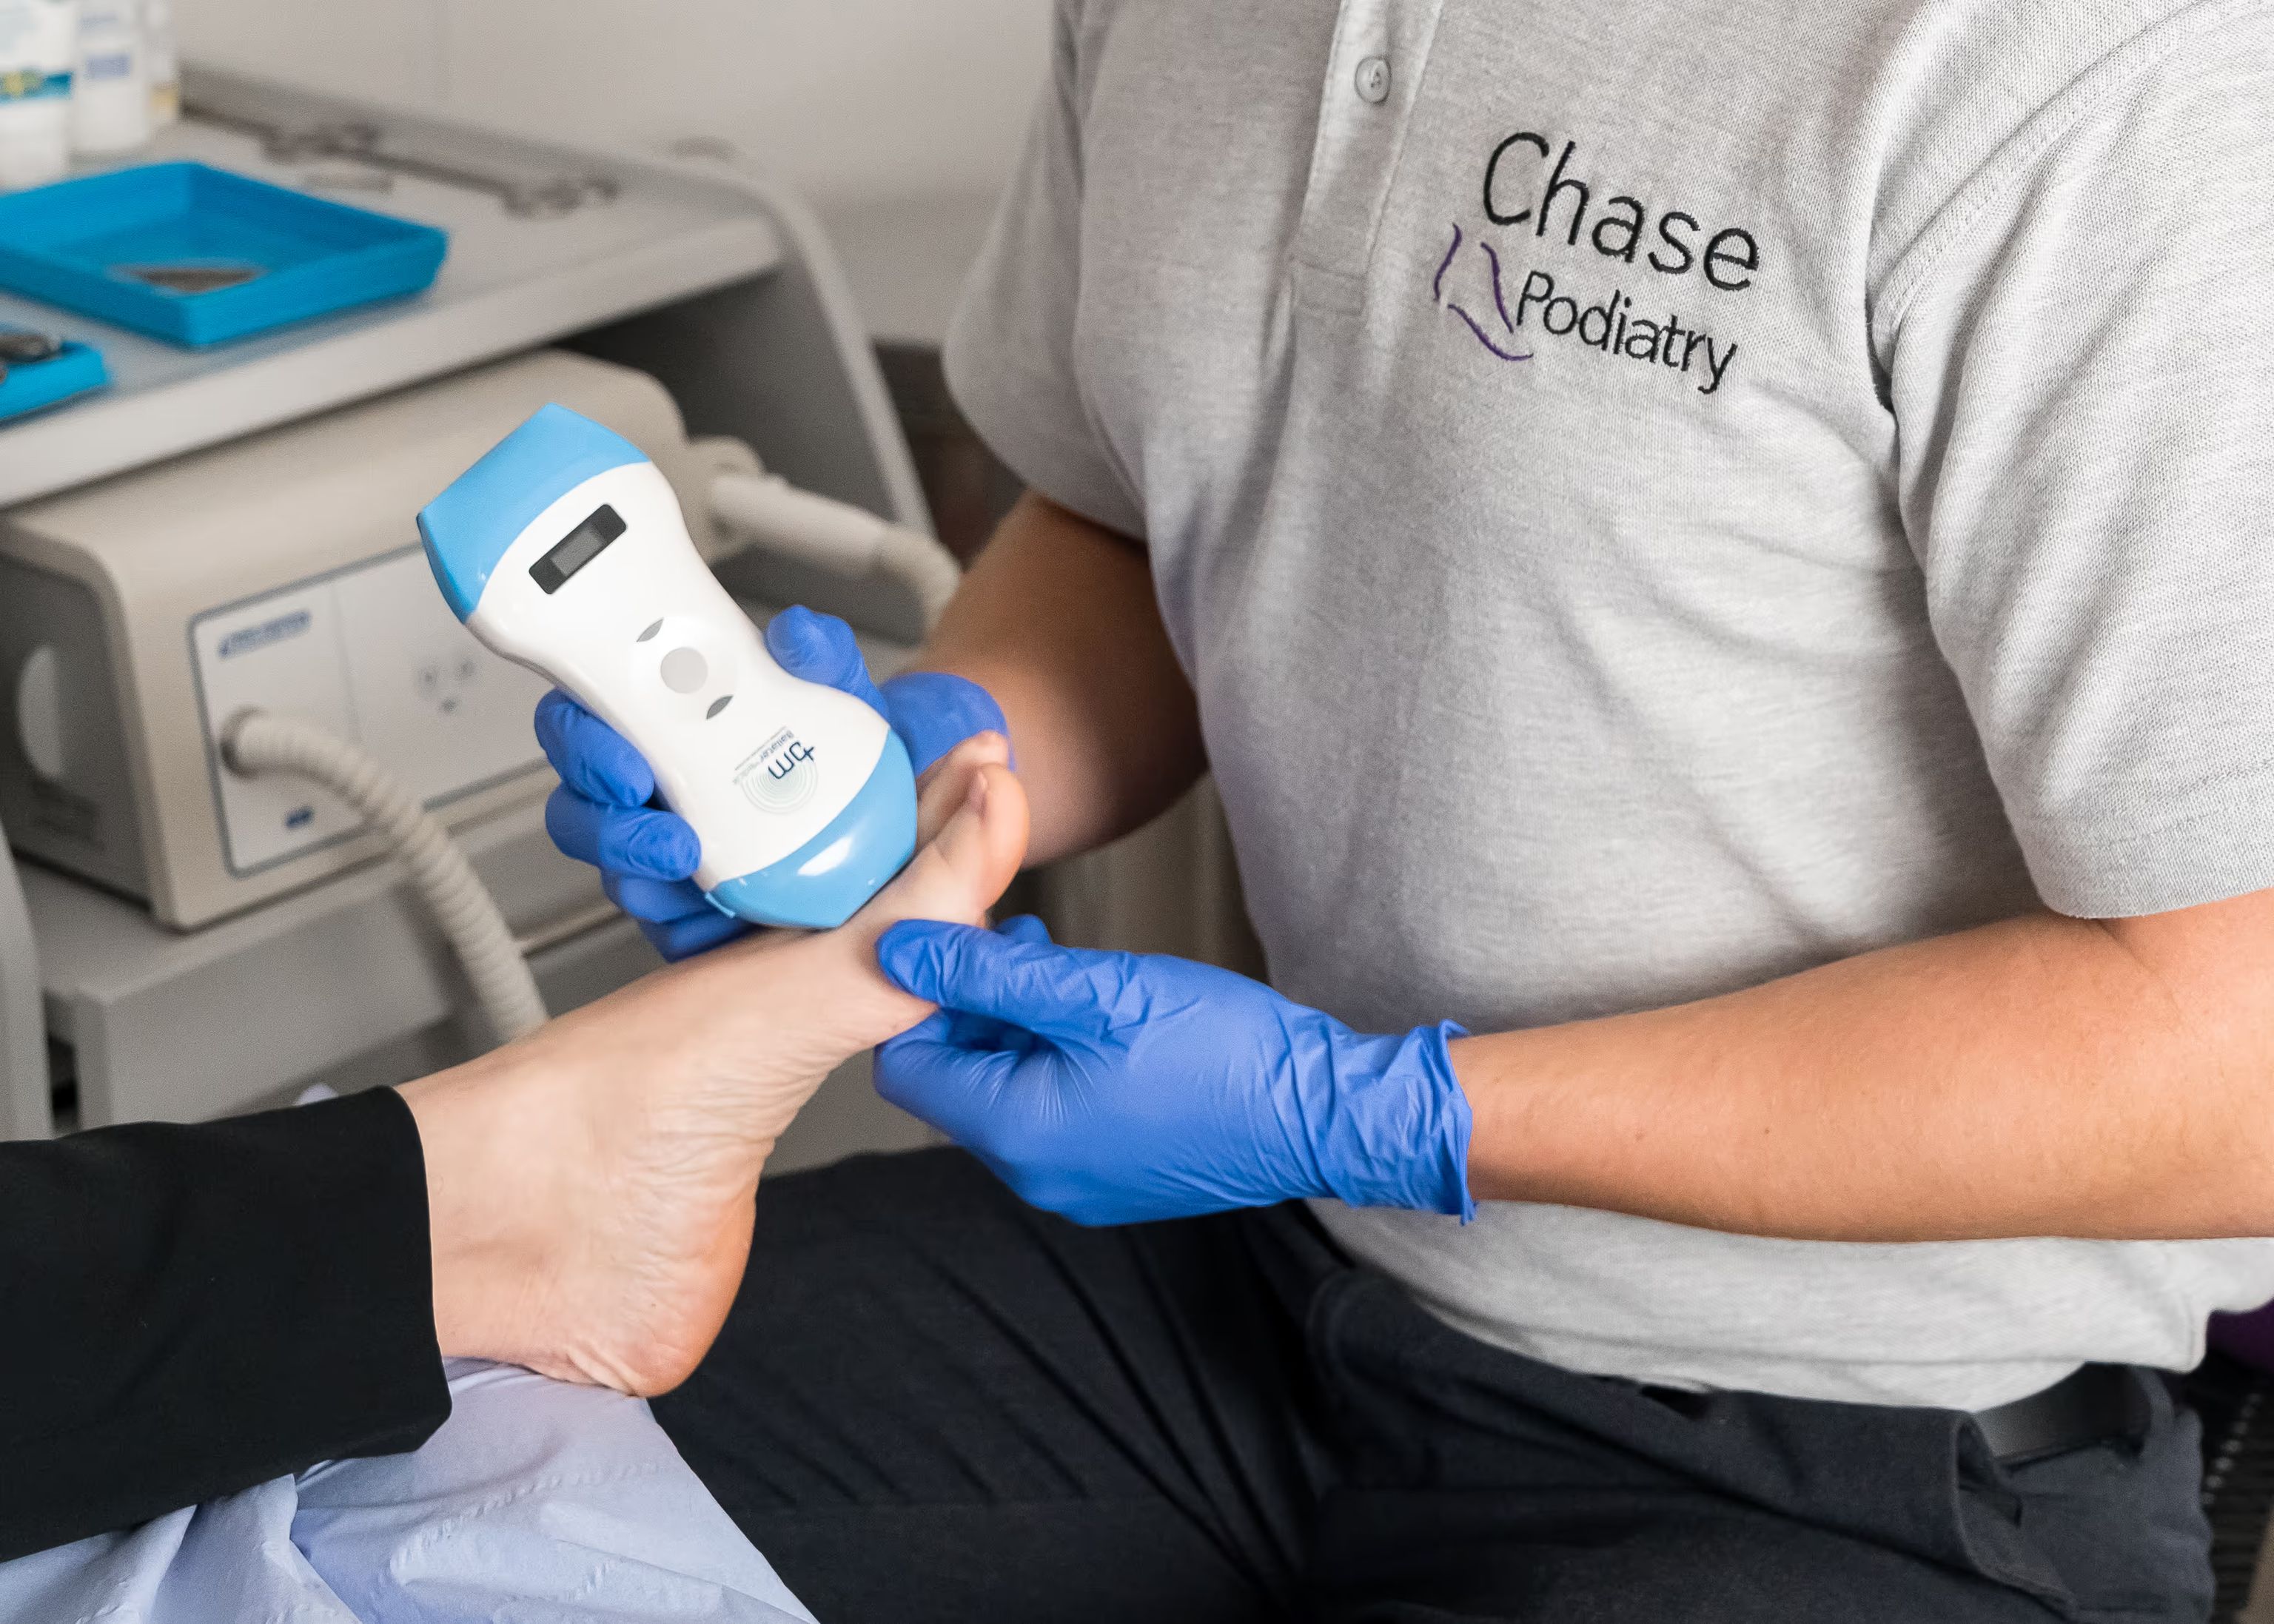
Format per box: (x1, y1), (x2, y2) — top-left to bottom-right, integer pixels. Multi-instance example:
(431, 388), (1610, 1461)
(417, 404), (917, 930)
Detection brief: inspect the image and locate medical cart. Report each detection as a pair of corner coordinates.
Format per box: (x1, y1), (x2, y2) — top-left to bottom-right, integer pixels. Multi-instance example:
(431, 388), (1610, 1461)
(0, 66), (940, 1164)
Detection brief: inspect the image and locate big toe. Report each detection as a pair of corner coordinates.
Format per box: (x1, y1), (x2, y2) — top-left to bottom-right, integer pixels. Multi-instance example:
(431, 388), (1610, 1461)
(866, 757), (1027, 932)
(662, 752), (1028, 1087)
(913, 731), (1011, 845)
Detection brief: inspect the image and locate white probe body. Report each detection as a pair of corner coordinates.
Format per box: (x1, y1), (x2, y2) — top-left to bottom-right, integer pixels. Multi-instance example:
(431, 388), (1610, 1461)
(419, 405), (916, 929)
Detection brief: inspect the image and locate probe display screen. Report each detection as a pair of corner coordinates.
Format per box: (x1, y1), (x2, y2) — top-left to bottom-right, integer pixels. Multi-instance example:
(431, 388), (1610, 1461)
(530, 504), (626, 594)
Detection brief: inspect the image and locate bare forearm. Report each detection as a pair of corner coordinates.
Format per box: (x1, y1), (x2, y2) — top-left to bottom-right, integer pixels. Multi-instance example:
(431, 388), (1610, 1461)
(913, 492), (1204, 864)
(1460, 894), (2274, 1241)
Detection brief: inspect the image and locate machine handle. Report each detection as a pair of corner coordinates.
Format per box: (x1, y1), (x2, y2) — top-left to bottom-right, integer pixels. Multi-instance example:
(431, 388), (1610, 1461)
(708, 470), (963, 631)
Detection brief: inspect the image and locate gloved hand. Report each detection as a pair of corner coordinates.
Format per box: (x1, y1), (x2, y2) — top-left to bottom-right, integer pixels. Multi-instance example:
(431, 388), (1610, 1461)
(873, 916), (1476, 1227)
(537, 605), (1007, 960)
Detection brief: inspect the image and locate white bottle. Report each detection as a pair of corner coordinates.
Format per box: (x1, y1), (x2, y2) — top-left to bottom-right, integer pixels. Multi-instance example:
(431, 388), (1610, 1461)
(69, 0), (144, 156)
(140, 0), (170, 124)
(0, 0), (76, 190)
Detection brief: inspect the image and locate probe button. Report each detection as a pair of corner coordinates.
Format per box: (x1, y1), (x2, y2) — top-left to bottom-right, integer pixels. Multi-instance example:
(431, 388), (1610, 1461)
(661, 646), (708, 694)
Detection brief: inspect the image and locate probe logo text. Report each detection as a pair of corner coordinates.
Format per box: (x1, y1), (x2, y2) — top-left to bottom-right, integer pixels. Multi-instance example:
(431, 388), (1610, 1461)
(736, 728), (819, 815)
(765, 739), (816, 779)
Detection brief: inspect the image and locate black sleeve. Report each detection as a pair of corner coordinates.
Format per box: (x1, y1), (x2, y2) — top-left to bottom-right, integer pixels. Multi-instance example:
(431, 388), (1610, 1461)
(0, 1087), (452, 1560)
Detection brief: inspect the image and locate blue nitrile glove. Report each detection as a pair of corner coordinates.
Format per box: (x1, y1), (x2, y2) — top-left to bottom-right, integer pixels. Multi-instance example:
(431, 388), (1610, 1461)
(537, 605), (1007, 960)
(873, 916), (1477, 1227)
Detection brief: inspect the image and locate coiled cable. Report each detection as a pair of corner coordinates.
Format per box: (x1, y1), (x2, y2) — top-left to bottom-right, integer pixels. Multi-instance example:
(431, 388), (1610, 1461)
(221, 711), (549, 1045)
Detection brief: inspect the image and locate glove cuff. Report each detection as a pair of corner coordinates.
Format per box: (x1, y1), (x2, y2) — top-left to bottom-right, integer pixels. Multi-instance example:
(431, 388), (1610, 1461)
(1315, 1021), (1477, 1221)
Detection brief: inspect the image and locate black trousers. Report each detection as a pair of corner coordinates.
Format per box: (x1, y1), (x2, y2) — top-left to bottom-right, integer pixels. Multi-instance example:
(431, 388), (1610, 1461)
(653, 1150), (2214, 1623)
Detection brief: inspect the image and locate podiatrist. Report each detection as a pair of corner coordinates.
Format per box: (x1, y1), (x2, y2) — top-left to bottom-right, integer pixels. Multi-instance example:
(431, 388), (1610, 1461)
(540, 0), (2274, 1617)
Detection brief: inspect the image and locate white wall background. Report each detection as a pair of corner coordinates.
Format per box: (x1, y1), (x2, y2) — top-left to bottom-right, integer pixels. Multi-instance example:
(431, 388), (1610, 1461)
(178, 0), (1053, 338)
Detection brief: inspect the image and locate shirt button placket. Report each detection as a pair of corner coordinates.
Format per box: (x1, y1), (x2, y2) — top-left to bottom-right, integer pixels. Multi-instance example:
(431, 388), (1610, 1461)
(1289, 0), (1443, 309)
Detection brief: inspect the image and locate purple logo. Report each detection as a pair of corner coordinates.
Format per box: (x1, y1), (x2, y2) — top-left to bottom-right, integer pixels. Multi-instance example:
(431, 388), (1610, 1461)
(1433, 222), (1532, 363)
(1431, 218), (1744, 395)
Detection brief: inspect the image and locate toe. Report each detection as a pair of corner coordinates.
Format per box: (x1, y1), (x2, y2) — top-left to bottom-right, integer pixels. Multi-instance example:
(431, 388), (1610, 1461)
(873, 762), (1027, 930)
(913, 732), (1013, 847)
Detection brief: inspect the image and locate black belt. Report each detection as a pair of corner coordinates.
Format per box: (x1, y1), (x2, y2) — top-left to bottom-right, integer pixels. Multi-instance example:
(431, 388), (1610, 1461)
(1971, 1363), (2151, 1466)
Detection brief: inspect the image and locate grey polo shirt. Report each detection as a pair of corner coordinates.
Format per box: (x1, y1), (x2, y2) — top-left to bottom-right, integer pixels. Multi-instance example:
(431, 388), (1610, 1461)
(942, 0), (2274, 1409)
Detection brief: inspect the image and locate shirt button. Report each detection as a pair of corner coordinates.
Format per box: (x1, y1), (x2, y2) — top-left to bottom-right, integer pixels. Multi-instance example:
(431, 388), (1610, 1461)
(1355, 56), (1392, 104)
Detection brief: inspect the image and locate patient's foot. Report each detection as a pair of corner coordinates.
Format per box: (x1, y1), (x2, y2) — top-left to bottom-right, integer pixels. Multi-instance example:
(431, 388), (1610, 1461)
(696, 731), (1031, 1077)
(403, 735), (1027, 1394)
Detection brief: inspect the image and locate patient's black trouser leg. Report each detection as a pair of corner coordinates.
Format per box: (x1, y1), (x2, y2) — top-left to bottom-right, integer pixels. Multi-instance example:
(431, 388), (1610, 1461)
(654, 1146), (1327, 1624)
(654, 1149), (2213, 1624)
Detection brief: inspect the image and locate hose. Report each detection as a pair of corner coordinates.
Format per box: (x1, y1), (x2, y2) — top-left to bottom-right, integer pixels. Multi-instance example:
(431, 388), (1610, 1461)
(221, 711), (549, 1046)
(708, 469), (962, 630)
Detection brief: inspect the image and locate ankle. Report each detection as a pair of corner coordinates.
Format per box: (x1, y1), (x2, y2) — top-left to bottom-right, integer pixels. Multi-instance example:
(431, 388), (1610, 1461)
(399, 1053), (577, 1366)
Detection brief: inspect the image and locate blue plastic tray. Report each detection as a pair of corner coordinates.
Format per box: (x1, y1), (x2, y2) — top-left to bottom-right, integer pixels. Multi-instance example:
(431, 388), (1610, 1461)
(0, 338), (107, 423)
(0, 162), (449, 347)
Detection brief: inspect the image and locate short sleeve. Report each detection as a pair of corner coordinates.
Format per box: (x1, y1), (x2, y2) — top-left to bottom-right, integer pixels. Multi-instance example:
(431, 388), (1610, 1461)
(942, 1), (1148, 540)
(1882, 2), (2274, 917)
